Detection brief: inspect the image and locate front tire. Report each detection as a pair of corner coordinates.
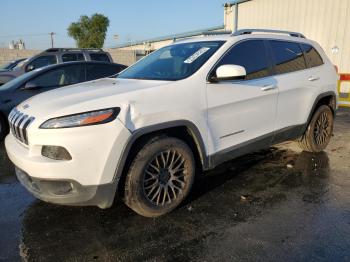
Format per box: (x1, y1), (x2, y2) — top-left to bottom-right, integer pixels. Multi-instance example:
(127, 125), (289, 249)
(123, 136), (195, 217)
(298, 105), (334, 152)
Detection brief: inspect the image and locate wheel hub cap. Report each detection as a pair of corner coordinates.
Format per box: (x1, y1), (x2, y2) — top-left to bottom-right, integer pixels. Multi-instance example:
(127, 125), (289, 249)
(159, 169), (171, 185)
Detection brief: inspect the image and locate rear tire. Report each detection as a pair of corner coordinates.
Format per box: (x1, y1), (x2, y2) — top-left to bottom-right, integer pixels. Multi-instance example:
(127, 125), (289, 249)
(298, 105), (334, 152)
(123, 136), (195, 217)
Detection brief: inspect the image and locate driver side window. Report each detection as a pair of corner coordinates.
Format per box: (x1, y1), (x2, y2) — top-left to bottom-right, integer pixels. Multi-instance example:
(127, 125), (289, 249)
(26, 55), (57, 71)
(216, 40), (270, 80)
(29, 64), (85, 88)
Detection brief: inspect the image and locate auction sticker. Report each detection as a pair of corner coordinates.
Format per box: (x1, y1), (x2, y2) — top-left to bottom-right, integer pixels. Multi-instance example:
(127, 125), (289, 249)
(184, 47), (210, 64)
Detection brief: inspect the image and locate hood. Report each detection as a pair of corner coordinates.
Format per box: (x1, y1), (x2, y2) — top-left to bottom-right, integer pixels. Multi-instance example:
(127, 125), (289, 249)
(17, 77), (172, 120)
(0, 70), (17, 77)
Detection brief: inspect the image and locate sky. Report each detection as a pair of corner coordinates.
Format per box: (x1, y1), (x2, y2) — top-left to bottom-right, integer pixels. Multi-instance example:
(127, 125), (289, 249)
(0, 0), (229, 50)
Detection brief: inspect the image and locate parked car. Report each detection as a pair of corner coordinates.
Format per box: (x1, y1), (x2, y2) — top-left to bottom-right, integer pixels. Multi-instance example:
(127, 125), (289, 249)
(0, 58), (27, 72)
(0, 48), (113, 85)
(5, 29), (338, 217)
(0, 61), (127, 138)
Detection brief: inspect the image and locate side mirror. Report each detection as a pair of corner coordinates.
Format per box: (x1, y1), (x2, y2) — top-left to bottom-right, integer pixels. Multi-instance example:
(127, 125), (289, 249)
(26, 64), (35, 72)
(211, 64), (247, 82)
(23, 81), (40, 90)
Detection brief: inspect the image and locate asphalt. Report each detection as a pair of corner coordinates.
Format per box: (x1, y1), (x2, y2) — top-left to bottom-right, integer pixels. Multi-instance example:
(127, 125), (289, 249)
(0, 109), (349, 262)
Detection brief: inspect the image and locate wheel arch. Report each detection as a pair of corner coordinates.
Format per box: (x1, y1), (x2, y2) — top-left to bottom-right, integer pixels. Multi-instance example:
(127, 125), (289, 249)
(306, 91), (337, 126)
(114, 120), (209, 195)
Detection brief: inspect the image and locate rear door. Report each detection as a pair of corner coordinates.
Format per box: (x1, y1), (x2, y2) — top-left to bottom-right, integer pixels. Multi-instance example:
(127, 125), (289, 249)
(207, 39), (278, 154)
(267, 40), (313, 134)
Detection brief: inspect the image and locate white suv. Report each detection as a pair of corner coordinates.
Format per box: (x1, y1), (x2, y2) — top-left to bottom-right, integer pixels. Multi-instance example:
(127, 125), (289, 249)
(5, 29), (338, 217)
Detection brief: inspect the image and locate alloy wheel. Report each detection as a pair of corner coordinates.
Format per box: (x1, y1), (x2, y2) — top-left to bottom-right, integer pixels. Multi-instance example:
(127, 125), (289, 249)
(313, 111), (332, 146)
(143, 149), (187, 206)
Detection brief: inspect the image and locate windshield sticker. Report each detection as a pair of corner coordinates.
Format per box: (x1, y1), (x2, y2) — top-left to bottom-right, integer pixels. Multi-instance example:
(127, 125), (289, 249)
(184, 47), (210, 64)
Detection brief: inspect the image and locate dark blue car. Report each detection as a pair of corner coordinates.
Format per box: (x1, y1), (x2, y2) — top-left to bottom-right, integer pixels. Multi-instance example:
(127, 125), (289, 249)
(0, 61), (127, 139)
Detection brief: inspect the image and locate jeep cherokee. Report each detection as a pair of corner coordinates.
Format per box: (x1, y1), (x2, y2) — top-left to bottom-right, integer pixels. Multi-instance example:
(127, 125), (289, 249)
(5, 29), (338, 217)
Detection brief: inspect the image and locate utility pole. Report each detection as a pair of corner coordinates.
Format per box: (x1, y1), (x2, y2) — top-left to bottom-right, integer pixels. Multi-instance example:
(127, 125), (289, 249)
(113, 34), (119, 45)
(50, 32), (55, 48)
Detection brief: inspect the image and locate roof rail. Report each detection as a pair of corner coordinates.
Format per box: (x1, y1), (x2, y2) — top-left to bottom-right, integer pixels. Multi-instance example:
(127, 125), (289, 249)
(44, 48), (104, 52)
(232, 29), (306, 38)
(203, 30), (232, 36)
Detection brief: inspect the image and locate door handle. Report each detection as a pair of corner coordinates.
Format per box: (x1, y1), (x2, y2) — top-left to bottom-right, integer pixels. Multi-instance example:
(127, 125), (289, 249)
(308, 76), (320, 82)
(261, 85), (277, 91)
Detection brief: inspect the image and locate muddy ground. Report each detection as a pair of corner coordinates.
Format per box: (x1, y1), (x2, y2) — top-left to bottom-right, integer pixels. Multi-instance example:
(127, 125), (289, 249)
(0, 109), (349, 262)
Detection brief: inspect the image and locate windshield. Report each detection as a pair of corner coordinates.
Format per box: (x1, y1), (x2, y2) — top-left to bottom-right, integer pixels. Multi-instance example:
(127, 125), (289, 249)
(117, 41), (225, 81)
(13, 58), (29, 70)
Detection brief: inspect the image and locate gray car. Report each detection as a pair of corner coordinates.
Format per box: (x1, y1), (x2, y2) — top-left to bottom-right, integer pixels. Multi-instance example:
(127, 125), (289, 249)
(0, 48), (113, 85)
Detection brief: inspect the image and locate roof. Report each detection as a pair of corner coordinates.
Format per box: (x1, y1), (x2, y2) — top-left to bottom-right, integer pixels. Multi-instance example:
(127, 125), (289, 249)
(113, 25), (225, 49)
(225, 0), (252, 6)
(44, 48), (104, 52)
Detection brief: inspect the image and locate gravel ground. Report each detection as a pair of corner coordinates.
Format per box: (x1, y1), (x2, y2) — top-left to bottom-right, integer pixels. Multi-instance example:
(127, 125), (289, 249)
(0, 109), (349, 262)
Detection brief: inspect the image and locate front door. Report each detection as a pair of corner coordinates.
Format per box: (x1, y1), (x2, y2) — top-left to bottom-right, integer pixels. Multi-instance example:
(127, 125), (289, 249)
(207, 39), (278, 156)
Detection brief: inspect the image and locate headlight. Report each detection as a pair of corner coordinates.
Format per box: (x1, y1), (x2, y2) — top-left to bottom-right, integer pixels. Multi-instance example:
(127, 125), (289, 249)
(40, 108), (120, 129)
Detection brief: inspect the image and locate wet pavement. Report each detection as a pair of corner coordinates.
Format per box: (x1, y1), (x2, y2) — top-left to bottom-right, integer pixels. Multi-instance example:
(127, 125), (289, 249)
(1, 109), (350, 262)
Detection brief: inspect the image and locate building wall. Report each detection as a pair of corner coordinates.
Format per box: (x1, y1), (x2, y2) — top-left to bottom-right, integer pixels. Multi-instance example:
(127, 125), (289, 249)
(0, 48), (40, 66)
(114, 28), (227, 52)
(236, 0), (350, 72)
(116, 39), (174, 51)
(106, 49), (137, 65)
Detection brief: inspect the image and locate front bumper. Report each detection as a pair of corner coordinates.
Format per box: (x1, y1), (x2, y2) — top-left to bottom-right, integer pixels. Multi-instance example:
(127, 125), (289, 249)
(15, 167), (117, 208)
(5, 118), (131, 208)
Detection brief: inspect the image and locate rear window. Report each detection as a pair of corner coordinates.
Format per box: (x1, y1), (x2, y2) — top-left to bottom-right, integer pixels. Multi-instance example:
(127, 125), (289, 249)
(62, 53), (85, 62)
(270, 40), (307, 75)
(301, 44), (324, 68)
(89, 53), (110, 62)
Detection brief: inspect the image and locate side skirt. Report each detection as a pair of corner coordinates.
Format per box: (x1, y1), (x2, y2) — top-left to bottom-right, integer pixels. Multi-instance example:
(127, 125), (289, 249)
(208, 124), (306, 169)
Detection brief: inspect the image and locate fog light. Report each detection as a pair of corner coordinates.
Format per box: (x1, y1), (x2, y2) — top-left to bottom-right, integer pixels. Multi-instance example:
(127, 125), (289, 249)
(42, 181), (74, 195)
(52, 181), (73, 195)
(41, 146), (72, 160)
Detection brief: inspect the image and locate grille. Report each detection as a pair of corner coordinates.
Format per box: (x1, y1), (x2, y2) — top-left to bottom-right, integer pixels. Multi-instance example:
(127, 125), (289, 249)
(8, 108), (35, 145)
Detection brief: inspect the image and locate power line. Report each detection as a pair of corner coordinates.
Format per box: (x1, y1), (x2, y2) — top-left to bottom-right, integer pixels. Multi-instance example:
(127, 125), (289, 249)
(0, 33), (49, 38)
(0, 32), (71, 39)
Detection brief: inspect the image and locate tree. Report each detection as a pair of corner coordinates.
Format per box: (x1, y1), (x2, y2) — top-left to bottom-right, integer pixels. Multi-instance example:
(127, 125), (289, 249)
(68, 14), (109, 48)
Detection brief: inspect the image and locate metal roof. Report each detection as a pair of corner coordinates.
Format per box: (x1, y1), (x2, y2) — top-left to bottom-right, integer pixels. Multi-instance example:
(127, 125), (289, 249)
(113, 25), (225, 49)
(225, 0), (252, 6)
